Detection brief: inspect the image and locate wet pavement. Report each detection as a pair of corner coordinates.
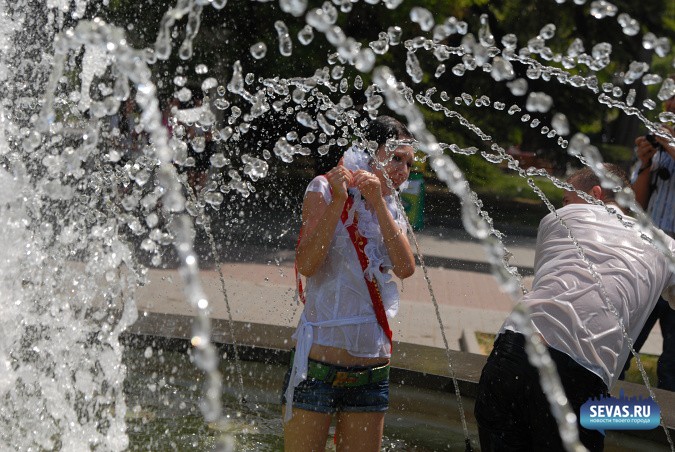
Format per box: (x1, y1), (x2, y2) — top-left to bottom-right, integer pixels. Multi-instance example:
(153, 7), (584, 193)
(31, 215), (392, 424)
(135, 221), (664, 356)
(128, 217), (675, 439)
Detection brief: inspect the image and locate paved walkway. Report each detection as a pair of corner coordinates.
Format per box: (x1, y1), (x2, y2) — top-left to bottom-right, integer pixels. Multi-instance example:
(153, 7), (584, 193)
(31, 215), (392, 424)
(135, 224), (663, 356)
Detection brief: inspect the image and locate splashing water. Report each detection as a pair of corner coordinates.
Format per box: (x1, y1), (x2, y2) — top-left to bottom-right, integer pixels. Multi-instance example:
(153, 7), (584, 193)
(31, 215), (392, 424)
(2, 0), (675, 450)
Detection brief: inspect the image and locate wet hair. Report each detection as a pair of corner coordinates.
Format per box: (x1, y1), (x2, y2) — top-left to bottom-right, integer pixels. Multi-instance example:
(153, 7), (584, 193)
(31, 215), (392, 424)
(567, 163), (629, 201)
(364, 115), (413, 147)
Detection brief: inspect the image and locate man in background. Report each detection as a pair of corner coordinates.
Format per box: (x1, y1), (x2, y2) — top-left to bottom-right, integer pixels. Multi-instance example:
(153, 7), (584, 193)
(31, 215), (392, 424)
(624, 87), (675, 391)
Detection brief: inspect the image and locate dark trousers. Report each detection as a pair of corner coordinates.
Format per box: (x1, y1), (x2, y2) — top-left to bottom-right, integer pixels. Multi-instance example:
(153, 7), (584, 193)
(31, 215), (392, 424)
(474, 331), (609, 452)
(620, 297), (675, 391)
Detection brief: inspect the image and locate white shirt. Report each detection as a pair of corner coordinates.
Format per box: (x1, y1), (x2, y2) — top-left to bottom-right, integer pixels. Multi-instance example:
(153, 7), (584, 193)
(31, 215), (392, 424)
(284, 176), (407, 421)
(501, 204), (675, 389)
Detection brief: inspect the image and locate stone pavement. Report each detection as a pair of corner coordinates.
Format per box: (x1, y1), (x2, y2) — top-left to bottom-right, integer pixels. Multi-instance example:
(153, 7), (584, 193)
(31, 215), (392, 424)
(135, 224), (664, 357)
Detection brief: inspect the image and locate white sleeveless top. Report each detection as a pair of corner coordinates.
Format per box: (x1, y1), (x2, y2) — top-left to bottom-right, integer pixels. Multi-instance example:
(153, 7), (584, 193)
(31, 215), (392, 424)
(284, 174), (408, 421)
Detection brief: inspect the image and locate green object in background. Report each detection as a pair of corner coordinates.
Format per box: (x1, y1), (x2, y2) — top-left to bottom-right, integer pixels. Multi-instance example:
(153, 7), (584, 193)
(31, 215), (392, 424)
(400, 172), (425, 230)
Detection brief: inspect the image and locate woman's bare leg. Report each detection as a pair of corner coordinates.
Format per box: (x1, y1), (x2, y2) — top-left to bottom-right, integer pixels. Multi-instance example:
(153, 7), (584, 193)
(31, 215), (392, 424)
(282, 405), (333, 451)
(335, 411), (385, 451)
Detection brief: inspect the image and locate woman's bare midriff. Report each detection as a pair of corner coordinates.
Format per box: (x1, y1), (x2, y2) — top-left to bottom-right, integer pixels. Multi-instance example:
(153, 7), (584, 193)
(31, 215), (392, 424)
(308, 344), (389, 367)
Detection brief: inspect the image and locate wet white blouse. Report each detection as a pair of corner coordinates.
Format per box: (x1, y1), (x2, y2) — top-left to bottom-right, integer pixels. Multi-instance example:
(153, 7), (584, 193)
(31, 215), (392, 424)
(501, 204), (675, 389)
(284, 175), (407, 420)
(295, 176), (405, 356)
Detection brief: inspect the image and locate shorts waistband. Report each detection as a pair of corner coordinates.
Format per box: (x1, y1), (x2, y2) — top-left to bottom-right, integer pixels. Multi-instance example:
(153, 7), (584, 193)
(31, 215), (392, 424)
(290, 350), (390, 388)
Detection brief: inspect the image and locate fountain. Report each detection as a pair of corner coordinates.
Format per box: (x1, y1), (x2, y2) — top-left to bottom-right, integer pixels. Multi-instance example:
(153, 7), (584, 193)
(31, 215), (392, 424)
(1, 0), (674, 450)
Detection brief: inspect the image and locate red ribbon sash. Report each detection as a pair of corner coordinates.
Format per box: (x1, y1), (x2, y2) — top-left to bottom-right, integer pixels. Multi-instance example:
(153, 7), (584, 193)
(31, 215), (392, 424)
(294, 183), (393, 347)
(340, 196), (393, 348)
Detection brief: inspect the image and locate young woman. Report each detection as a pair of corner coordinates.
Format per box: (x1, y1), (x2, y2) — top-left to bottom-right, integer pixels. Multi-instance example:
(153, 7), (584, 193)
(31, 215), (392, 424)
(282, 116), (416, 451)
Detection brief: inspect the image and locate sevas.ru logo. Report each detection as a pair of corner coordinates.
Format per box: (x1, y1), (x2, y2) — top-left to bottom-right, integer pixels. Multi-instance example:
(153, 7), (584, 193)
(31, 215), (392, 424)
(579, 390), (661, 434)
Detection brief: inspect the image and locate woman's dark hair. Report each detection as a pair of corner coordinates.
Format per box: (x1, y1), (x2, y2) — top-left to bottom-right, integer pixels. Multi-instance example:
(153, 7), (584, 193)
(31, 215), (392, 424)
(364, 115), (413, 147)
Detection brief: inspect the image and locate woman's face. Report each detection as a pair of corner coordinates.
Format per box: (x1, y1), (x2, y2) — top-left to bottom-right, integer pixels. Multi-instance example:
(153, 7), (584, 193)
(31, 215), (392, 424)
(373, 143), (415, 193)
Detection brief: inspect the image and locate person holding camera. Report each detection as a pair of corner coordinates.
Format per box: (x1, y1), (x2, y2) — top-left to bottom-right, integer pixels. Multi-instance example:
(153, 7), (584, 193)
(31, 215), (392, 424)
(627, 89), (675, 391)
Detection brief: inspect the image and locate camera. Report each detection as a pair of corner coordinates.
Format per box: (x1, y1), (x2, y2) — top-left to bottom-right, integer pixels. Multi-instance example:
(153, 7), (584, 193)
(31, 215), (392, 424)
(645, 133), (664, 152)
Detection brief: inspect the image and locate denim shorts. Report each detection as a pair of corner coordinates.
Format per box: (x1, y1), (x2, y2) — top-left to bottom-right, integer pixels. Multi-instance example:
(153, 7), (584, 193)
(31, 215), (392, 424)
(280, 359), (389, 414)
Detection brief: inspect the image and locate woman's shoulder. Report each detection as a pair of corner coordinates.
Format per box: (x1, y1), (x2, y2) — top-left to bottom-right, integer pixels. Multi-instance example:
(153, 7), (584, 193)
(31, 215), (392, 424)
(306, 175), (331, 201)
(307, 175), (329, 189)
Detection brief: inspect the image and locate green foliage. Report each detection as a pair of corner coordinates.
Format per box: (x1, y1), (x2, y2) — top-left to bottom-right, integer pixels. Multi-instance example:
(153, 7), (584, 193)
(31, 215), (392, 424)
(98, 0), (672, 218)
(447, 153), (563, 206)
(598, 143), (634, 166)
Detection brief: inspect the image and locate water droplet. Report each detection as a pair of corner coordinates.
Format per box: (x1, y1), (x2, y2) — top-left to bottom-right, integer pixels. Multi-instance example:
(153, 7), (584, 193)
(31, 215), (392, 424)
(369, 37), (389, 55)
(655, 37), (671, 58)
(275, 21), (293, 57)
(643, 32), (657, 50)
(406, 51), (423, 83)
(176, 87), (192, 102)
(567, 38), (585, 57)
(213, 99), (230, 111)
(507, 78), (528, 96)
(617, 13), (639, 36)
(451, 63), (466, 77)
(590, 0), (618, 19)
(642, 74), (662, 86)
(250, 42), (267, 60)
(204, 192), (224, 206)
(539, 24), (556, 40)
(626, 89), (636, 106)
(410, 7), (434, 31)
(658, 111), (675, 123)
(140, 238), (156, 252)
(387, 26), (402, 45)
(209, 153), (229, 168)
(279, 0), (308, 17)
(201, 77), (218, 91)
(298, 25), (314, 45)
(642, 99), (657, 110)
(478, 14), (495, 46)
(551, 113), (570, 135)
(490, 57), (514, 81)
(525, 65), (541, 80)
(525, 92), (553, 113)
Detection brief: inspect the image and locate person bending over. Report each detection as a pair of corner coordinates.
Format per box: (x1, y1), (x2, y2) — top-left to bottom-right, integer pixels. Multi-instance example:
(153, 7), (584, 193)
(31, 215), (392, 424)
(475, 164), (675, 451)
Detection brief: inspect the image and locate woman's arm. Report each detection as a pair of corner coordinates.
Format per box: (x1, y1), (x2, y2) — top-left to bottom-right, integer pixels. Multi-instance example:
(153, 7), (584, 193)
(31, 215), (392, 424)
(352, 170), (415, 279)
(296, 165), (352, 277)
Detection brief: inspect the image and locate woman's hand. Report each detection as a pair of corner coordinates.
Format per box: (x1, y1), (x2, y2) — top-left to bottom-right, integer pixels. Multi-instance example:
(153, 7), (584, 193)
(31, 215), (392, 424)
(325, 161), (353, 201)
(352, 170), (383, 206)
